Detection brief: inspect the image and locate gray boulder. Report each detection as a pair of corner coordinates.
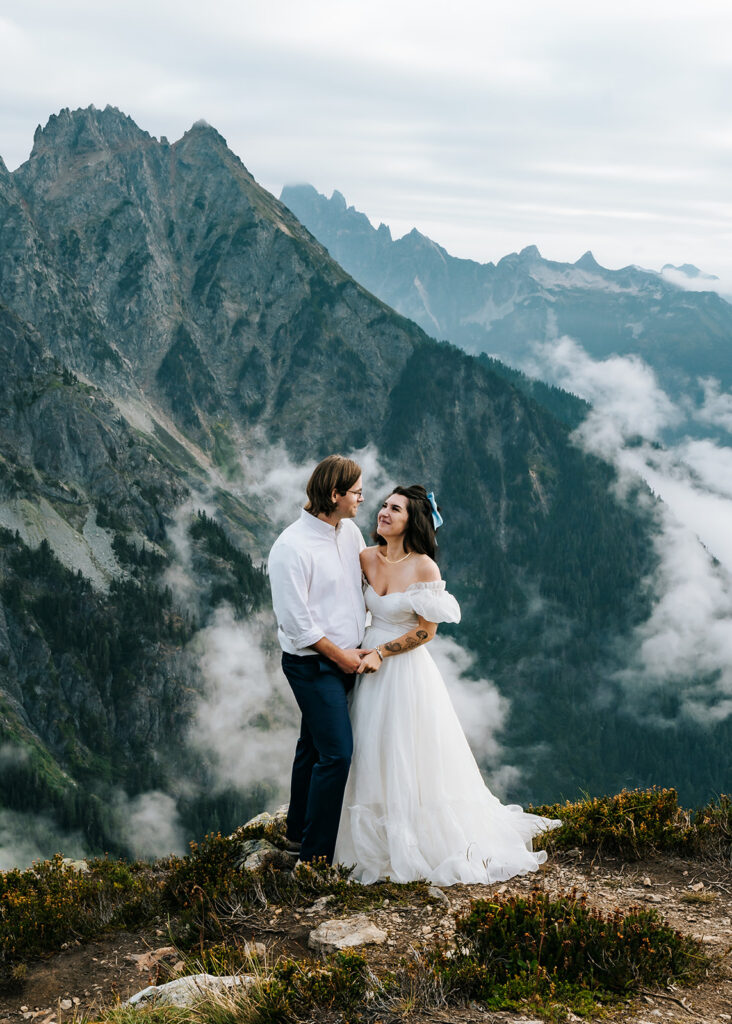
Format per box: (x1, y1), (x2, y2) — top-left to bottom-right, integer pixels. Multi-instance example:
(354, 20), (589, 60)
(127, 973), (253, 1007)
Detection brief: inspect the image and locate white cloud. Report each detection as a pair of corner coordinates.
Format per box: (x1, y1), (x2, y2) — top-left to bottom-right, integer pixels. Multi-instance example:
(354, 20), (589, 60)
(527, 334), (732, 726)
(113, 790), (186, 860)
(528, 335), (680, 458)
(660, 266), (732, 302)
(0, 807), (87, 872)
(695, 377), (732, 433)
(161, 495), (217, 613)
(190, 606), (299, 797)
(239, 440), (392, 532)
(614, 510), (732, 725)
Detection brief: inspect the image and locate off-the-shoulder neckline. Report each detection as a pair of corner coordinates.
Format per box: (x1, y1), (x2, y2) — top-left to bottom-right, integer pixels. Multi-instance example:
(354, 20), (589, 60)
(366, 580), (445, 598)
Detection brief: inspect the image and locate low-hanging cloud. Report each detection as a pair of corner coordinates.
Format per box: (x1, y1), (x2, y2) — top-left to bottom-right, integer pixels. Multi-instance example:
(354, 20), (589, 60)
(0, 807), (88, 872)
(695, 377), (732, 435)
(112, 790), (187, 860)
(190, 606), (299, 798)
(660, 266), (732, 305)
(527, 335), (681, 458)
(239, 440), (393, 533)
(528, 334), (732, 726)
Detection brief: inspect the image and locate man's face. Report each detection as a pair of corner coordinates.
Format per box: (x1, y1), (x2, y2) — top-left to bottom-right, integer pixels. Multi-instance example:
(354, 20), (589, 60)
(333, 475), (364, 519)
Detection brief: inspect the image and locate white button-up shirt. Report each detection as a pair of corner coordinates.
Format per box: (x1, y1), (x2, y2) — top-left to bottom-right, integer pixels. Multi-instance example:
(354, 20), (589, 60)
(268, 509), (366, 656)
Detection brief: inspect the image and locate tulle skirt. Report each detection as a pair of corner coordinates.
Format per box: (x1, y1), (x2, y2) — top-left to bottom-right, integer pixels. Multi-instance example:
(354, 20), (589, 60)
(334, 629), (560, 885)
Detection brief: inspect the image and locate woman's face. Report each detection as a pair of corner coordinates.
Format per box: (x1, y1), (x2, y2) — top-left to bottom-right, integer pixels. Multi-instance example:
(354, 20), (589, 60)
(377, 493), (410, 541)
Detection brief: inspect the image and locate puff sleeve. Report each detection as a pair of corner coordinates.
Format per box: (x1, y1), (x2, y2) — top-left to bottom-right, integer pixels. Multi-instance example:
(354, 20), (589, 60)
(407, 581), (461, 623)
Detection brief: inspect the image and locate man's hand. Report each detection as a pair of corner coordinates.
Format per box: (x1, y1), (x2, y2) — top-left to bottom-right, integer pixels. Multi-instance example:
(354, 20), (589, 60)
(335, 647), (370, 674)
(357, 650), (382, 675)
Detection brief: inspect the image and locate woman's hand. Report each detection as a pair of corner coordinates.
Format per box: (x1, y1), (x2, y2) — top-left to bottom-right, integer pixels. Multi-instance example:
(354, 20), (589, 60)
(357, 649), (382, 674)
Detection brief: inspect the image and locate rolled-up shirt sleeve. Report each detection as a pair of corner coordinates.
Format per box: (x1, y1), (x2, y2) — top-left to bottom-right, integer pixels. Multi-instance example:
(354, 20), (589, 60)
(268, 543), (324, 650)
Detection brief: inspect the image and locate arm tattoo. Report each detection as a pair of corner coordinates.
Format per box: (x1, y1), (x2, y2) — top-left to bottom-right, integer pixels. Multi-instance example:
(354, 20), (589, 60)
(384, 629), (430, 655)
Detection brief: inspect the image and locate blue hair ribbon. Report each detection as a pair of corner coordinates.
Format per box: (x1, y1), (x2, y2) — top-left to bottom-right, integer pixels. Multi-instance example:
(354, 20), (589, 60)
(426, 492), (443, 530)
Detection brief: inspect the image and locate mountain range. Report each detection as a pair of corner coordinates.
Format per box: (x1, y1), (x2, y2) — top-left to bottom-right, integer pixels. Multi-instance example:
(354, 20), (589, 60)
(280, 185), (732, 412)
(0, 106), (729, 862)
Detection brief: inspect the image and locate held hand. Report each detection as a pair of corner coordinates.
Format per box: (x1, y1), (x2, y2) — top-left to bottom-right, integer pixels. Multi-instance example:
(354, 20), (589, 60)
(336, 648), (369, 674)
(357, 650), (382, 675)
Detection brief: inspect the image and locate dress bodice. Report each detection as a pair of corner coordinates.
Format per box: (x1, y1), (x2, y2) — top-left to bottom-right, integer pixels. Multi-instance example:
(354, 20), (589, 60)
(365, 581), (460, 632)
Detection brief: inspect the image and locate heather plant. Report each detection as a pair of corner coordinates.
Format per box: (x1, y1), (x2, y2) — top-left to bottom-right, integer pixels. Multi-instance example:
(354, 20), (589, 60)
(533, 787), (732, 859)
(252, 950), (371, 1019)
(432, 889), (706, 1013)
(0, 854), (161, 965)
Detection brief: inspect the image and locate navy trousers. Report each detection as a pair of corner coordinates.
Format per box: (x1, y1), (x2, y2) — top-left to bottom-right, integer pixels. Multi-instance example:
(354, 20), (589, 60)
(281, 652), (354, 864)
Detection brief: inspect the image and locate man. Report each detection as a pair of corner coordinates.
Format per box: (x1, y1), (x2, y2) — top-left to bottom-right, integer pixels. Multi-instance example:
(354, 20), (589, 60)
(268, 454), (368, 864)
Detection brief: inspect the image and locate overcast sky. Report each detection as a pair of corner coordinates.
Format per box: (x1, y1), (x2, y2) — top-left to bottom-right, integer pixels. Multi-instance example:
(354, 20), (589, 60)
(2, 0), (732, 277)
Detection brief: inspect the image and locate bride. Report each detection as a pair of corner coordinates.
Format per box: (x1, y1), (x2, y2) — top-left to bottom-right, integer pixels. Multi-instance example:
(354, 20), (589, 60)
(333, 484), (560, 885)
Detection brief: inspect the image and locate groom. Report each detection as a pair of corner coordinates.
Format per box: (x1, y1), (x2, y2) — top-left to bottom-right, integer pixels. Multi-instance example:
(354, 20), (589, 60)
(268, 454), (368, 864)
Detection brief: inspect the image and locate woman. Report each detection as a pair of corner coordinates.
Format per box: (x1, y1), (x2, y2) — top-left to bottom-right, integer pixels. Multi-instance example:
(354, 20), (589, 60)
(333, 485), (560, 885)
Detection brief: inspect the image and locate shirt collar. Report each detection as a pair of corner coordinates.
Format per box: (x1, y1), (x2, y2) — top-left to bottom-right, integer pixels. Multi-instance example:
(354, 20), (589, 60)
(299, 508), (341, 537)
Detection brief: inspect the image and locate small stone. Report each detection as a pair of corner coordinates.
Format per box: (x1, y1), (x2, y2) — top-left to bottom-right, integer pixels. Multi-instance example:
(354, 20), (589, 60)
(59, 1002), (72, 1012)
(60, 858), (89, 874)
(71, 1000), (79, 1007)
(427, 885), (450, 906)
(689, 881), (705, 891)
(236, 839), (296, 872)
(304, 895), (333, 915)
(309, 914), (387, 954)
(240, 811), (273, 830)
(243, 941), (266, 959)
(643, 876), (652, 887)
(20, 1009), (28, 1014)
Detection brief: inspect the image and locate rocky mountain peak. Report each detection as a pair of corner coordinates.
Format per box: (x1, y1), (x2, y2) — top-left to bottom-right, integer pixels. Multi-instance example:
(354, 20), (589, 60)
(519, 244), (541, 261)
(575, 250), (600, 271)
(179, 118), (230, 148)
(29, 105), (151, 162)
(662, 262), (719, 281)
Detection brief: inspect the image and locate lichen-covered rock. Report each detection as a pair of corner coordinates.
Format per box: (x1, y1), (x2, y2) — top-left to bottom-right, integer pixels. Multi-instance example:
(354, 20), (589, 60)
(235, 839), (297, 872)
(127, 973), (253, 1007)
(308, 914), (387, 954)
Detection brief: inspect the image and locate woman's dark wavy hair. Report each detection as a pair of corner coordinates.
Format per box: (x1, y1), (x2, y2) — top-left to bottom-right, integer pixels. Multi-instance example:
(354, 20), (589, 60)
(372, 484), (439, 560)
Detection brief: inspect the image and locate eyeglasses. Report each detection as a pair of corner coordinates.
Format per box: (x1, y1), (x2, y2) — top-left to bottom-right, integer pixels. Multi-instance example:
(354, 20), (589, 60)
(347, 489), (363, 497)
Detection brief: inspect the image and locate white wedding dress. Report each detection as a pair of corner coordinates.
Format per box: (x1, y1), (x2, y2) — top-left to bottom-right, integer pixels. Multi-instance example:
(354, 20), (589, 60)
(334, 581), (560, 885)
